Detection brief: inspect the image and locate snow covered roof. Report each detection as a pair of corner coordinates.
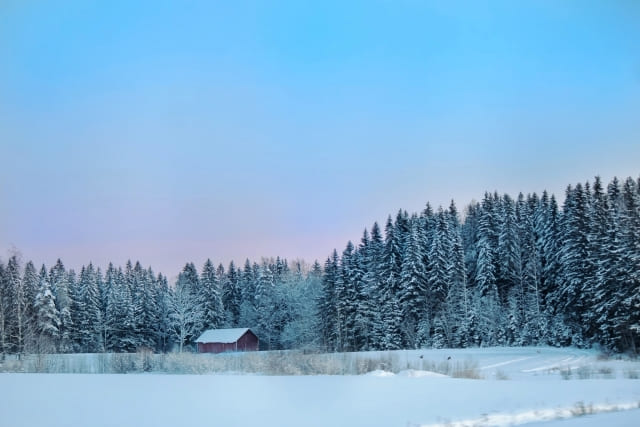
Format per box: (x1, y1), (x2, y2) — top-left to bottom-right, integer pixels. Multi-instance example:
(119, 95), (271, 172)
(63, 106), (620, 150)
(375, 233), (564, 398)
(195, 328), (252, 344)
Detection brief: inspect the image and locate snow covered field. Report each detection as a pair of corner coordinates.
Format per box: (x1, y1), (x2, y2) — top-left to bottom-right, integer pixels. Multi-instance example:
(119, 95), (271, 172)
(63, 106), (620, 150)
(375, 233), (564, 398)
(1, 347), (639, 427)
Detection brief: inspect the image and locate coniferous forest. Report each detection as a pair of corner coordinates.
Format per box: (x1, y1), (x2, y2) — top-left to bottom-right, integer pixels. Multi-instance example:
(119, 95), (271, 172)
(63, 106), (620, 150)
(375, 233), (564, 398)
(1, 175), (639, 356)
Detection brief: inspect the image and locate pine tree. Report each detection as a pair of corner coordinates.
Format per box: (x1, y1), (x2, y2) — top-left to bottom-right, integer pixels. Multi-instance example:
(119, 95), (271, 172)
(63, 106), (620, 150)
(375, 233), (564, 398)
(593, 180), (625, 350)
(427, 210), (451, 314)
(538, 193), (562, 343)
(318, 251), (339, 351)
(581, 177), (608, 342)
(75, 263), (103, 352)
(399, 218), (428, 347)
(497, 194), (521, 305)
(222, 261), (242, 326)
(4, 255), (22, 353)
(21, 261), (40, 352)
(104, 264), (120, 351)
(49, 260), (73, 352)
(354, 229), (374, 350)
(254, 263), (277, 349)
(200, 259), (224, 330)
(367, 222), (386, 349)
(379, 215), (404, 349)
(619, 177), (640, 352)
(558, 183), (590, 346)
(475, 194), (503, 345)
(238, 259), (257, 329)
(445, 201), (468, 348)
(338, 241), (359, 351)
(476, 195), (498, 298)
(0, 261), (11, 356)
(461, 202), (481, 289)
(155, 273), (171, 352)
(132, 263), (159, 349)
(33, 265), (60, 353)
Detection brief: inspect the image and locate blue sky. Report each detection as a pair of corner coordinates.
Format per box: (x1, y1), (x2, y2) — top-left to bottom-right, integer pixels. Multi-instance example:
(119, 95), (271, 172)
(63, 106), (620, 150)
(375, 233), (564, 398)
(1, 1), (639, 277)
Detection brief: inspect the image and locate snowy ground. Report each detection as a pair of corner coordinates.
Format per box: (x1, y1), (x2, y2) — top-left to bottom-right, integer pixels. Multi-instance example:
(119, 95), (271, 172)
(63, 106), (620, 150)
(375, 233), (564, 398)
(1, 347), (639, 427)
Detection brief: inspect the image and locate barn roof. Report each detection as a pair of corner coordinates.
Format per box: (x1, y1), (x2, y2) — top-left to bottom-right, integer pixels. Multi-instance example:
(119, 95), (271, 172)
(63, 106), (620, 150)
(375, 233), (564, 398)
(195, 328), (253, 344)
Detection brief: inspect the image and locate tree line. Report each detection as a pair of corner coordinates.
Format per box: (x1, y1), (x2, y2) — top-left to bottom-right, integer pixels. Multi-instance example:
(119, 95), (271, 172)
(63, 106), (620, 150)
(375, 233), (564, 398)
(0, 256), (321, 355)
(319, 175), (640, 353)
(1, 175), (638, 355)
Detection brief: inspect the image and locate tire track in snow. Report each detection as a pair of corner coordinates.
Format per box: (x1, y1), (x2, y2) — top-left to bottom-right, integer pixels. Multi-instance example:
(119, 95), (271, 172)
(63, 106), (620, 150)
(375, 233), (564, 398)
(416, 401), (640, 427)
(521, 356), (586, 373)
(480, 356), (536, 370)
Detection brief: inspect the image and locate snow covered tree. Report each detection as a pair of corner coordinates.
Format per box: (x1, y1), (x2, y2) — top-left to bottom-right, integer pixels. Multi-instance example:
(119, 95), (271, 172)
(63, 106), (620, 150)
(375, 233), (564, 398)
(21, 261), (40, 353)
(168, 280), (200, 353)
(618, 177), (640, 352)
(280, 261), (322, 350)
(557, 183), (590, 346)
(238, 259), (258, 329)
(399, 218), (428, 347)
(33, 265), (60, 353)
(222, 261), (242, 326)
(172, 263), (203, 347)
(74, 263), (103, 352)
(49, 260), (73, 352)
(3, 255), (22, 353)
(444, 201), (468, 347)
(353, 229), (375, 350)
(318, 251), (339, 351)
(366, 222), (386, 349)
(155, 273), (171, 352)
(132, 264), (159, 349)
(497, 194), (521, 305)
(476, 194), (499, 298)
(254, 263), (277, 349)
(0, 261), (11, 356)
(200, 259), (224, 330)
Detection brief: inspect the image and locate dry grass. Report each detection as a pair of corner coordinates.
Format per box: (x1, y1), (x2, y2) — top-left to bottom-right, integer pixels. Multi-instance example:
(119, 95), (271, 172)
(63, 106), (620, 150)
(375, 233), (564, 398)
(495, 369), (510, 380)
(0, 350), (487, 377)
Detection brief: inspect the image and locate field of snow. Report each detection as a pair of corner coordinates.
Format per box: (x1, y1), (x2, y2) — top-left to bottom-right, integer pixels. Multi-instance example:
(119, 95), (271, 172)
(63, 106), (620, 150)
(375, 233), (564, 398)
(1, 347), (639, 427)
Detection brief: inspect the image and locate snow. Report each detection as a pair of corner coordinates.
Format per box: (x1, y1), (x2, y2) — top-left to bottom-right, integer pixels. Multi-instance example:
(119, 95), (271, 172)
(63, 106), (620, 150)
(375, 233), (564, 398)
(194, 327), (251, 343)
(1, 347), (639, 427)
(366, 369), (395, 377)
(532, 409), (640, 426)
(397, 369), (448, 378)
(419, 401), (640, 427)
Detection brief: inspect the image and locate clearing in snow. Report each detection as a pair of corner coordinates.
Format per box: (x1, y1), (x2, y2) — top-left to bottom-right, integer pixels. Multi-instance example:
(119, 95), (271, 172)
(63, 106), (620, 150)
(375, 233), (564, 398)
(1, 347), (639, 427)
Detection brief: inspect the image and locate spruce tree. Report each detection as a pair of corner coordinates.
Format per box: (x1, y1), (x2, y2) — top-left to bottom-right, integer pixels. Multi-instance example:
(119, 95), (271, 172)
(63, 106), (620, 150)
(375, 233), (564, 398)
(222, 261), (242, 326)
(200, 259), (224, 330)
(34, 265), (60, 352)
(399, 218), (428, 347)
(318, 251), (339, 351)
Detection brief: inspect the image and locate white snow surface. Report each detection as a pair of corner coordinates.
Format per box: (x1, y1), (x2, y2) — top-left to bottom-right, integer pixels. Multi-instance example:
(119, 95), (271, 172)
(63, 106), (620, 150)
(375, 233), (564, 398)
(397, 369), (448, 378)
(194, 327), (251, 343)
(1, 347), (639, 427)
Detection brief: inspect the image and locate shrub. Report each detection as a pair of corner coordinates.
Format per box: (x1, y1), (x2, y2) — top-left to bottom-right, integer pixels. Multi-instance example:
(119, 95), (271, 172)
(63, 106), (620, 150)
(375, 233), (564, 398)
(576, 366), (592, 380)
(451, 359), (483, 379)
(570, 401), (594, 417)
(597, 366), (614, 379)
(495, 369), (509, 380)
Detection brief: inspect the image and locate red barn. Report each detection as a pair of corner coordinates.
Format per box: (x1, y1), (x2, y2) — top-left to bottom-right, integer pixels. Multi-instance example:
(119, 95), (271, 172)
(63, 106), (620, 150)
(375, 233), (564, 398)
(195, 328), (259, 353)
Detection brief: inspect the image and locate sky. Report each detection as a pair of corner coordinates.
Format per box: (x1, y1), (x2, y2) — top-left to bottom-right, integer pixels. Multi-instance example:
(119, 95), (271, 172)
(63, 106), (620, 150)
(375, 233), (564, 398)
(1, 0), (639, 279)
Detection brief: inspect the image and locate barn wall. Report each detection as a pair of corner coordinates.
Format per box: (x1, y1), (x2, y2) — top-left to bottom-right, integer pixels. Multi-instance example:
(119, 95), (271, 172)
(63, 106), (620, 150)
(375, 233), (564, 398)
(198, 342), (237, 353)
(197, 330), (259, 353)
(237, 331), (259, 351)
